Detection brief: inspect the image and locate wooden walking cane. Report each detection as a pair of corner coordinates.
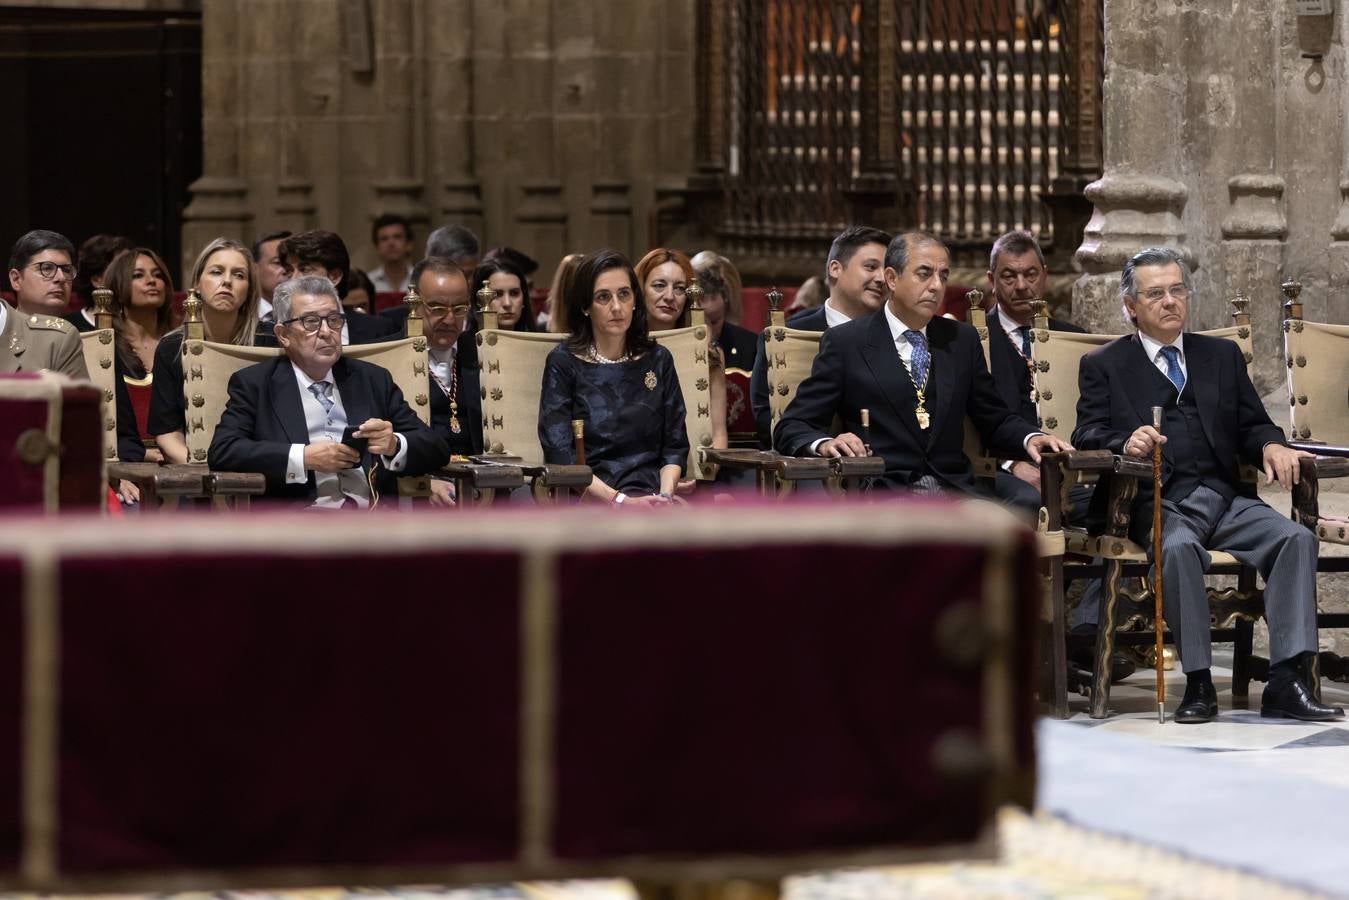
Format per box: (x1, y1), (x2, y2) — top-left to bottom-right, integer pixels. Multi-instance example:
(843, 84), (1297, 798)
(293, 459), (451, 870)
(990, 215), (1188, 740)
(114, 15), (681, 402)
(1152, 406), (1166, 724)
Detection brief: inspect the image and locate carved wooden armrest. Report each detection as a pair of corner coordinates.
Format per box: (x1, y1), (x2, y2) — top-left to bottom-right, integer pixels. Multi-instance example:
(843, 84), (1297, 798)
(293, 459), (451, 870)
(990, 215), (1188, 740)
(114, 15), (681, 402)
(1111, 455), (1153, 479)
(1292, 455), (1349, 532)
(1305, 456), (1349, 478)
(207, 471), (267, 496)
(769, 456), (833, 481)
(831, 456), (886, 478)
(107, 461), (210, 500)
(701, 447), (779, 470)
(440, 460), (525, 490)
(1046, 449), (1116, 472)
(517, 462), (593, 490)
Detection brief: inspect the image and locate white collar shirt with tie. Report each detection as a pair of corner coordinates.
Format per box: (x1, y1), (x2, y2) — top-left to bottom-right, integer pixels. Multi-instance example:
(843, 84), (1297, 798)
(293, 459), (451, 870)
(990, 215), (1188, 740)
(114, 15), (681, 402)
(996, 305), (1034, 356)
(428, 344), (456, 389)
(882, 302), (927, 375)
(822, 298), (853, 330)
(1137, 331), (1188, 387)
(284, 363), (371, 508)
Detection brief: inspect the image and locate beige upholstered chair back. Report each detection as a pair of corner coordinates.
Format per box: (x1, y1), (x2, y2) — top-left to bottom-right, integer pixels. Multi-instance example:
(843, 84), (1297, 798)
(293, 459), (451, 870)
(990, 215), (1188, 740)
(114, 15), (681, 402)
(765, 326), (824, 428)
(344, 337), (432, 426)
(477, 328), (564, 461)
(79, 328), (118, 461)
(652, 324), (713, 480)
(181, 339), (283, 463)
(1281, 283), (1349, 445)
(964, 290), (996, 479)
(1029, 314), (1121, 443)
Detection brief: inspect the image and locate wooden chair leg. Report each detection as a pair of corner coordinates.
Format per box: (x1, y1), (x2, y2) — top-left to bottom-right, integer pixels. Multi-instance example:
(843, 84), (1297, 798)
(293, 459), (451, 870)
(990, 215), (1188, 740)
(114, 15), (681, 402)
(1048, 556), (1069, 719)
(1089, 558), (1127, 719)
(1232, 617), (1254, 698)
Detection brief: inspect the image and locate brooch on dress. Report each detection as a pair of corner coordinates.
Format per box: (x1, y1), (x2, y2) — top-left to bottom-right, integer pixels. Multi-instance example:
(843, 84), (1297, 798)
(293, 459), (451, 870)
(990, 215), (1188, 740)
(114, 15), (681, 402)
(644, 370), (657, 391)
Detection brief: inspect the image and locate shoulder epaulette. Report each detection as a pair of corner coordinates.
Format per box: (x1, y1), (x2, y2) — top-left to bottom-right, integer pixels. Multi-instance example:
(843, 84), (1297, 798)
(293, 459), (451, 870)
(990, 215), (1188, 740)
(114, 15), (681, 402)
(26, 314), (76, 333)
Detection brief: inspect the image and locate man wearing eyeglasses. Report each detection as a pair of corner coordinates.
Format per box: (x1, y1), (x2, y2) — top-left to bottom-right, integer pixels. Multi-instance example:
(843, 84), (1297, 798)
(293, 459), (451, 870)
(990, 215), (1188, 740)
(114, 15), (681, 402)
(3, 230), (89, 379)
(1074, 246), (1337, 724)
(208, 276), (447, 508)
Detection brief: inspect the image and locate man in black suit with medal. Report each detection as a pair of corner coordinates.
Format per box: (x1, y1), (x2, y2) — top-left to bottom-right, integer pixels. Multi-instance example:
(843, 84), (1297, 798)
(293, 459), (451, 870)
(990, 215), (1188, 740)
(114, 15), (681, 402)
(1073, 246), (1338, 723)
(208, 276), (447, 507)
(773, 231), (1070, 492)
(410, 256), (483, 506)
(749, 226), (891, 447)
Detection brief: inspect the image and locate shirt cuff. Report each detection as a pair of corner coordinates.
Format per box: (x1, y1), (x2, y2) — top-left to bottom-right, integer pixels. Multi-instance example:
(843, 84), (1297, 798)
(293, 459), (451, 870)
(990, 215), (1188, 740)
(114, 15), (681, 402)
(1000, 459), (1016, 472)
(1022, 432), (1045, 453)
(808, 438), (828, 455)
(286, 444), (306, 483)
(381, 433), (409, 471)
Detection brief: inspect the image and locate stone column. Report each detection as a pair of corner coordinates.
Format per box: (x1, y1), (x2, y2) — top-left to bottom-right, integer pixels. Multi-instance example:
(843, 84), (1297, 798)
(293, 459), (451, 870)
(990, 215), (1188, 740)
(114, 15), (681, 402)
(1073, 0), (1193, 333)
(181, 0), (252, 273)
(1220, 176), (1285, 392)
(273, 0), (319, 234)
(369, 0), (428, 228)
(1327, 10), (1349, 319)
(426, 0), (481, 239)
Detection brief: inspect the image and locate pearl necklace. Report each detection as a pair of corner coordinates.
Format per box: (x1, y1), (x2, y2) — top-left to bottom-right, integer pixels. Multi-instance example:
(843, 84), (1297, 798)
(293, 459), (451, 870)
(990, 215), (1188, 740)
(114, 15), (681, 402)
(586, 343), (631, 364)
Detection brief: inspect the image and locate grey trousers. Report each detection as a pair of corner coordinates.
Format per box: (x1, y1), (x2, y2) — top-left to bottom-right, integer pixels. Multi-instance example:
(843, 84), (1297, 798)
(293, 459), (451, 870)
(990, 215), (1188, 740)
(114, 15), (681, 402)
(1143, 485), (1318, 673)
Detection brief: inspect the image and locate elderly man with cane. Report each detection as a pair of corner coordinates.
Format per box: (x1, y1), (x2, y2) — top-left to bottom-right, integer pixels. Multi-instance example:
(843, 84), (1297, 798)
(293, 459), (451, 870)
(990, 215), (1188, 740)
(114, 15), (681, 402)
(1073, 247), (1340, 723)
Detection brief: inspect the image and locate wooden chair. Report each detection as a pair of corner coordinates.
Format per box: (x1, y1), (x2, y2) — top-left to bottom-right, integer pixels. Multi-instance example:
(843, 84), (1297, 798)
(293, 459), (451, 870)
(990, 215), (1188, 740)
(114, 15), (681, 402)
(181, 290), (437, 507)
(1036, 296), (1269, 719)
(77, 289), (118, 464)
(1280, 279), (1349, 678)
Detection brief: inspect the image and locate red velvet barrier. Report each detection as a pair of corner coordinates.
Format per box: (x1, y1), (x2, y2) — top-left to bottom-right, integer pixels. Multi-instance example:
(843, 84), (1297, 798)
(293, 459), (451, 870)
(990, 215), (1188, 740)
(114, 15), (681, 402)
(56, 551), (522, 872)
(0, 392), (57, 510)
(0, 557), (21, 875)
(553, 543), (1005, 858)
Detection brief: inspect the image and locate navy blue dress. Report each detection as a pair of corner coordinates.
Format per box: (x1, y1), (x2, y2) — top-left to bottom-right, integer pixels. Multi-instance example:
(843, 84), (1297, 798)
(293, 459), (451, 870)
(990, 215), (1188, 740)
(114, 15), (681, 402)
(538, 343), (690, 495)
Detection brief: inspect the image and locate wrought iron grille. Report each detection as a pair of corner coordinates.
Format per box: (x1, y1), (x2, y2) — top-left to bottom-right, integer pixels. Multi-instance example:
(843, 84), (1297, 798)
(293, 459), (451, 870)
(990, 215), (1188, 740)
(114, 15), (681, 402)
(705, 0), (1101, 271)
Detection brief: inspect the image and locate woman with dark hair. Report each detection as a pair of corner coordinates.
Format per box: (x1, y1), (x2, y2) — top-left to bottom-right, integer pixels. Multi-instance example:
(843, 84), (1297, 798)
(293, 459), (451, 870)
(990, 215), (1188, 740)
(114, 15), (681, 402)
(103, 247), (174, 377)
(65, 234), (133, 331)
(469, 257), (534, 332)
(538, 249), (689, 506)
(344, 268), (377, 314)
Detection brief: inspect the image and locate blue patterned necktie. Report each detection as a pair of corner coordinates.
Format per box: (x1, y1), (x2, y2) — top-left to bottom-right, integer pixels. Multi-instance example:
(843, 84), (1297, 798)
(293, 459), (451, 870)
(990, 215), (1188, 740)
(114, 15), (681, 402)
(1017, 325), (1032, 358)
(308, 381), (335, 417)
(1159, 345), (1185, 394)
(904, 330), (929, 391)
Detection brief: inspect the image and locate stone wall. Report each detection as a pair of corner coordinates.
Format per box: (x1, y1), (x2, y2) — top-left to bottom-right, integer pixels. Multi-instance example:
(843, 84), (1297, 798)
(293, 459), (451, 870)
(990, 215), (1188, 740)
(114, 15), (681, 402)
(1075, 0), (1349, 394)
(181, 0), (697, 281)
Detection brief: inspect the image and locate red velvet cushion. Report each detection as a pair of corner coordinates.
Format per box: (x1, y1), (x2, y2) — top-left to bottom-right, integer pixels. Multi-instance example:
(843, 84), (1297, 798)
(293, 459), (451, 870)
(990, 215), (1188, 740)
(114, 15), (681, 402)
(56, 551), (521, 872)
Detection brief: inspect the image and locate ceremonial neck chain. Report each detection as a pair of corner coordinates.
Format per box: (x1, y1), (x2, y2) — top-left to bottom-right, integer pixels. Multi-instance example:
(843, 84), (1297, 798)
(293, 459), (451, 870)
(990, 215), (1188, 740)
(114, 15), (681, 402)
(585, 343), (631, 365)
(430, 352), (461, 434)
(901, 355), (932, 430)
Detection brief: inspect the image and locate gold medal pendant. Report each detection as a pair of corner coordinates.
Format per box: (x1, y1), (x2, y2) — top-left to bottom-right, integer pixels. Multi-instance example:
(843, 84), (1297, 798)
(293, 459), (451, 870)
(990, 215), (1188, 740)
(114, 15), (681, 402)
(915, 404), (930, 430)
(450, 415), (461, 434)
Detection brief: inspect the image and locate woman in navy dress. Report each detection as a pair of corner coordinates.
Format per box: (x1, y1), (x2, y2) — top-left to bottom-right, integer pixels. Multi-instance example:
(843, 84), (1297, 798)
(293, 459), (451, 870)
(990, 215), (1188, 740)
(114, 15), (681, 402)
(538, 249), (689, 507)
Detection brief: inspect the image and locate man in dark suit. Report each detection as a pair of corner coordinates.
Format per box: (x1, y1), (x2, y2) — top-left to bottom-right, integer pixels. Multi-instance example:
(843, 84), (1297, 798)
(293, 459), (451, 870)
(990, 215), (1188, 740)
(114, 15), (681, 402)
(983, 230), (1087, 511)
(209, 276), (448, 507)
(774, 231), (1069, 492)
(276, 231), (400, 345)
(1073, 246), (1338, 723)
(749, 226), (891, 447)
(409, 256), (483, 506)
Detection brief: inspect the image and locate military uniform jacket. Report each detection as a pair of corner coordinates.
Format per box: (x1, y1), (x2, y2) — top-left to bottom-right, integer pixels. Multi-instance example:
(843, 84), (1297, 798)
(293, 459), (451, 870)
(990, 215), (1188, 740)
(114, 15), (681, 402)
(0, 301), (89, 379)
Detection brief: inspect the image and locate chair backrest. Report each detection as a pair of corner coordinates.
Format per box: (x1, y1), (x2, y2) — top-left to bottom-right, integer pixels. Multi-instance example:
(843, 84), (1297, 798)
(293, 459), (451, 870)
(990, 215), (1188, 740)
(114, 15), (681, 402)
(1281, 281), (1349, 445)
(477, 327), (565, 461)
(79, 290), (118, 461)
(344, 336), (432, 426)
(652, 321), (713, 480)
(765, 326), (824, 429)
(181, 338), (282, 463)
(963, 290), (997, 479)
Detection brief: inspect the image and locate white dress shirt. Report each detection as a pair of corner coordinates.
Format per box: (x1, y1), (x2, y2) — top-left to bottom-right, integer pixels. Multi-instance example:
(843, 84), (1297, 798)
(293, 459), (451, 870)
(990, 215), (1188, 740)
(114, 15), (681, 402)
(822, 298), (852, 330)
(996, 305), (1033, 355)
(283, 362), (409, 508)
(428, 344), (456, 388)
(1137, 331), (1188, 387)
(370, 265), (412, 293)
(257, 297), (274, 324)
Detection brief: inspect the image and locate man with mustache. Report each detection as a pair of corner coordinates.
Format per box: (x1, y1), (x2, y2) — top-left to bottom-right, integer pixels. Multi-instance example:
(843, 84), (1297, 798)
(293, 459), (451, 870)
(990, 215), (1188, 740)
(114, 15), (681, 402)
(774, 231), (1070, 492)
(209, 276), (447, 507)
(1073, 246), (1338, 723)
(749, 226), (891, 447)
(3, 229), (89, 379)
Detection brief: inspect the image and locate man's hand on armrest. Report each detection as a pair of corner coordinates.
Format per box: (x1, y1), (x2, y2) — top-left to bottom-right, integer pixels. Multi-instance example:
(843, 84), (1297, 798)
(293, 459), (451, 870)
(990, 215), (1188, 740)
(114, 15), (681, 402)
(812, 432), (868, 458)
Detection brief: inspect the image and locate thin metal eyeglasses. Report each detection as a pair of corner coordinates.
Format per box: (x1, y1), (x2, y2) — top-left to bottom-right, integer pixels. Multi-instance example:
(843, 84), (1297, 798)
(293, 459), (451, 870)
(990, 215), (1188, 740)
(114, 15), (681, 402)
(282, 313), (347, 333)
(422, 303), (471, 319)
(1140, 284), (1189, 303)
(27, 261), (76, 281)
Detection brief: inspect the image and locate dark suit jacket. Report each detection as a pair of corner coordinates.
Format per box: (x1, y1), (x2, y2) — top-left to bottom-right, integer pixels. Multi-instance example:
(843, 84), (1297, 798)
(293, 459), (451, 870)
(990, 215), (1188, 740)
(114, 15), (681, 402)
(1071, 332), (1284, 532)
(750, 305), (830, 448)
(774, 310), (1035, 492)
(716, 322), (759, 373)
(208, 355), (449, 503)
(428, 348), (483, 455)
(987, 307), (1084, 426)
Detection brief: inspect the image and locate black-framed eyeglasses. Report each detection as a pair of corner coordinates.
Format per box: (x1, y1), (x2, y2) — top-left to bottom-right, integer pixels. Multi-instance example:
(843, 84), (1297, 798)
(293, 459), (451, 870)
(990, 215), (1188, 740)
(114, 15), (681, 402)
(282, 313), (347, 334)
(27, 261), (75, 281)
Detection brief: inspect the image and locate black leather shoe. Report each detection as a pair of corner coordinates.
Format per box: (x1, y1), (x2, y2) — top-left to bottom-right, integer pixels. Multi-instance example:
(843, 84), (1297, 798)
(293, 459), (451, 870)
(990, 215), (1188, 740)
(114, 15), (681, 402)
(1067, 630), (1137, 684)
(1261, 677), (1346, 721)
(1175, 680), (1218, 724)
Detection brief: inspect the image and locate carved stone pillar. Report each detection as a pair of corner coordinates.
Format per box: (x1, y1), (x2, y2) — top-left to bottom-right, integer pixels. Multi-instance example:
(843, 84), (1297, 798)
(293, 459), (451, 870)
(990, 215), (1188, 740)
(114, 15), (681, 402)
(370, 0), (427, 228)
(1220, 175), (1286, 392)
(1073, 0), (1192, 333)
(427, 0), (480, 238)
(590, 179), (632, 253)
(1329, 181), (1349, 311)
(181, 0), (252, 273)
(516, 180), (567, 273)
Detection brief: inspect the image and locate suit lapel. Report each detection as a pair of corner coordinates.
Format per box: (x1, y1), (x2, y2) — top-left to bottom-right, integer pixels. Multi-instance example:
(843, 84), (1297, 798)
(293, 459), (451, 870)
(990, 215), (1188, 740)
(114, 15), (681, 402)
(925, 320), (955, 448)
(858, 311), (925, 446)
(269, 358), (311, 446)
(1122, 334), (1161, 426)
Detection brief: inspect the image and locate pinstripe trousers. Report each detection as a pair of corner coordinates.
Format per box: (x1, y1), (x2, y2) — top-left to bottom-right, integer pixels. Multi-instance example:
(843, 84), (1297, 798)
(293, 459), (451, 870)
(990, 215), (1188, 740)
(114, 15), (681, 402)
(1143, 485), (1318, 673)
